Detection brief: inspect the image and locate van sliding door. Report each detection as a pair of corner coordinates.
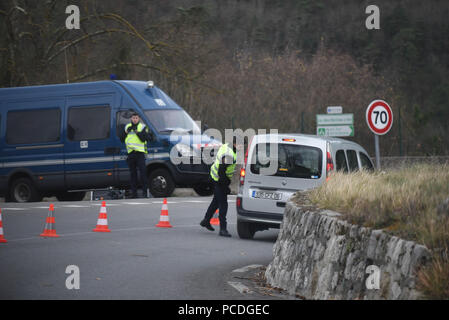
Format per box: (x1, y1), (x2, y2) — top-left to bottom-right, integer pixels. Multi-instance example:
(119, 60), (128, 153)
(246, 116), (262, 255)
(64, 95), (116, 190)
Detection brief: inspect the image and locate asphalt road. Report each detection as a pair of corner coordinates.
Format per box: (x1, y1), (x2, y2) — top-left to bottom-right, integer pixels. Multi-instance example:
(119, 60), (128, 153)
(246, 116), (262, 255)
(0, 196), (280, 300)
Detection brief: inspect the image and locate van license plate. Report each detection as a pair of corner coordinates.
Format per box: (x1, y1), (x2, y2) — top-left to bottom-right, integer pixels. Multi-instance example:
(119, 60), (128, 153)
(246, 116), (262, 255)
(252, 191), (281, 200)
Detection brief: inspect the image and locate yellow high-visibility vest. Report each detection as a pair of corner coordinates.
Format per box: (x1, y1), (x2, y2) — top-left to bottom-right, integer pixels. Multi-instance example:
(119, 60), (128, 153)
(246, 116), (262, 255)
(210, 144), (236, 182)
(125, 123), (148, 154)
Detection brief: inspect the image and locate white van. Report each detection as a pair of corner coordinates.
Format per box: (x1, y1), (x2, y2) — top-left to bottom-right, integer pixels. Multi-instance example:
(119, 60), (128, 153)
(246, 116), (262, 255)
(236, 133), (374, 239)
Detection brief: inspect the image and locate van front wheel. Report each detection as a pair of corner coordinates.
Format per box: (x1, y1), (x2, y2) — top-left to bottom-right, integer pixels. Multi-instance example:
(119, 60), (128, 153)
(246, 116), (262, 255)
(10, 177), (42, 203)
(148, 168), (175, 198)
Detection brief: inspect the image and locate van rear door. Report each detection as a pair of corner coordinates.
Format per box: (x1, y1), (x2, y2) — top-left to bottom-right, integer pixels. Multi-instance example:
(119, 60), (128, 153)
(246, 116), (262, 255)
(1, 101), (65, 195)
(242, 137), (326, 214)
(64, 95), (117, 190)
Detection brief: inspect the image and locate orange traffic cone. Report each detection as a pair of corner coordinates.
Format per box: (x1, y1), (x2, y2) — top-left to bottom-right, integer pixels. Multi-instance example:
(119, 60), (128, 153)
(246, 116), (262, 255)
(40, 204), (60, 238)
(210, 209), (220, 226)
(156, 198), (172, 228)
(93, 201), (111, 233)
(0, 208), (7, 243)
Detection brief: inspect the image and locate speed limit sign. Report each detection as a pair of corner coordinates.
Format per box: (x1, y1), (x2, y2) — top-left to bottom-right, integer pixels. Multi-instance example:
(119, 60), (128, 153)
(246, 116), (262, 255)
(366, 100), (393, 170)
(366, 100), (393, 135)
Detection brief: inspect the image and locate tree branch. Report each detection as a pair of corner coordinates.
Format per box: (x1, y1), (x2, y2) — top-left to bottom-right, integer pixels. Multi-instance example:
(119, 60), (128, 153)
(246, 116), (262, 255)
(70, 62), (165, 82)
(46, 29), (142, 63)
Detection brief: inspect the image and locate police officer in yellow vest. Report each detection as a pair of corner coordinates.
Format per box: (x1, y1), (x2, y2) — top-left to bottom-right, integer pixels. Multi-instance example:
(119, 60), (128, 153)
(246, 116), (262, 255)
(121, 112), (150, 198)
(200, 137), (238, 237)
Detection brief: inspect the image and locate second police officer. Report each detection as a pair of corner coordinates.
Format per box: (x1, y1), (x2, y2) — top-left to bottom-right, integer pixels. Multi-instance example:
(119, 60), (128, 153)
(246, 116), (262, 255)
(200, 136), (240, 237)
(121, 112), (151, 199)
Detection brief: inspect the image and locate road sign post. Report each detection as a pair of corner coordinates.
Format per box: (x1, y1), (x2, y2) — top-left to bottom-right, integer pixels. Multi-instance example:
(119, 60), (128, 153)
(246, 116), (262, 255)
(366, 100), (393, 170)
(374, 135), (380, 170)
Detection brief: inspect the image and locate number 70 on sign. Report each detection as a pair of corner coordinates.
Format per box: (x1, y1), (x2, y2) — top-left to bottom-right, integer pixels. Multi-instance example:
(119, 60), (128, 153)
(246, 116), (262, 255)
(366, 100), (393, 136)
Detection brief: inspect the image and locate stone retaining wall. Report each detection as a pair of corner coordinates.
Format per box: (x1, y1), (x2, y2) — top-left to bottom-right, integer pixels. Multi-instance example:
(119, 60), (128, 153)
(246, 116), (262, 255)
(265, 199), (432, 300)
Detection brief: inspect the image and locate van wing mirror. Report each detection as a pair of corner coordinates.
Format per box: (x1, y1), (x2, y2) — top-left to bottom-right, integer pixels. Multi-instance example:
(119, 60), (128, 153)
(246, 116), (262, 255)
(148, 131), (156, 142)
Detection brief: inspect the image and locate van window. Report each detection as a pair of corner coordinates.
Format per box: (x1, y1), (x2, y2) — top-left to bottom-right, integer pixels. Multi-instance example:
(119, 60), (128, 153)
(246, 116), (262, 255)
(68, 106), (110, 141)
(250, 143), (322, 179)
(335, 150), (348, 172)
(360, 152), (374, 171)
(346, 150), (359, 172)
(6, 108), (61, 145)
(144, 109), (200, 134)
(116, 110), (134, 138)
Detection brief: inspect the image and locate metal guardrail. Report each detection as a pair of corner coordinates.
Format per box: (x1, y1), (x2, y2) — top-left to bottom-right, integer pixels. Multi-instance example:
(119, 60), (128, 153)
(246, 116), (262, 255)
(373, 156), (449, 169)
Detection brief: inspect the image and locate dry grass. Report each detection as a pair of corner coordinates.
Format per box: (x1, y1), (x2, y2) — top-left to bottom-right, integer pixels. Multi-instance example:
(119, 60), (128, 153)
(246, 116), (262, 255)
(417, 248), (449, 300)
(309, 163), (449, 248)
(308, 163), (449, 299)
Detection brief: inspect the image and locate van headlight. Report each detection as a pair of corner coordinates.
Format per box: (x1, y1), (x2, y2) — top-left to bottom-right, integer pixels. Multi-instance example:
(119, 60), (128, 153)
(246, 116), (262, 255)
(175, 144), (196, 157)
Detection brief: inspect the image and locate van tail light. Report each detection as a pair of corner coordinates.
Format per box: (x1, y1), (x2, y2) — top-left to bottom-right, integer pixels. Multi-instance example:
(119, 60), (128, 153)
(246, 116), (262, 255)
(326, 151), (334, 180)
(240, 168), (246, 185)
(244, 137), (252, 167)
(240, 137), (253, 186)
(236, 197), (242, 208)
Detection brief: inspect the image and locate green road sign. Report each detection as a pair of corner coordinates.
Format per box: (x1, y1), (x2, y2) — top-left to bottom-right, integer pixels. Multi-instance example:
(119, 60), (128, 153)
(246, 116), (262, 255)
(317, 125), (354, 137)
(316, 113), (354, 137)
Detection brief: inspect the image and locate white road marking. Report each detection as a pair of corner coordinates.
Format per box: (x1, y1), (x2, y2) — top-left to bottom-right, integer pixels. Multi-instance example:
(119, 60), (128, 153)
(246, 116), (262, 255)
(0, 197), (225, 212)
(227, 281), (253, 294)
(61, 205), (90, 208)
(5, 223), (236, 243)
(182, 200), (208, 203)
(121, 202), (152, 205)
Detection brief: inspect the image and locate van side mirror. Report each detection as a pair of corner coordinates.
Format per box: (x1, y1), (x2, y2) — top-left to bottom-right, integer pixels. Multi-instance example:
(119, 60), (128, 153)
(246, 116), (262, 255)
(148, 131), (156, 142)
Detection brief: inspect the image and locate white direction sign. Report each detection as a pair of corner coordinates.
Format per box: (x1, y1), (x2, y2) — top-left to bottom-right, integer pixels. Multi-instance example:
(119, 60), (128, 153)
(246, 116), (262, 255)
(316, 113), (354, 137)
(317, 125), (354, 137)
(366, 100), (393, 135)
(317, 114), (354, 126)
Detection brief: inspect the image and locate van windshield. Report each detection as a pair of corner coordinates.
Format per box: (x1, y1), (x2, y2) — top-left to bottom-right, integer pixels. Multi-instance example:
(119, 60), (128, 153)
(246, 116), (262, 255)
(250, 143), (323, 179)
(144, 110), (200, 135)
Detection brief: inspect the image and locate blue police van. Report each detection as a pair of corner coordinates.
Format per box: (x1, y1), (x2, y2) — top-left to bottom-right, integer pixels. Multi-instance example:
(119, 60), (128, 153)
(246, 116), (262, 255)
(0, 80), (218, 202)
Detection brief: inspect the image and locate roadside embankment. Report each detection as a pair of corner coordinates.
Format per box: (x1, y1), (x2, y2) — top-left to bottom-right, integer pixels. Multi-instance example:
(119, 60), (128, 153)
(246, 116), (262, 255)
(266, 164), (449, 299)
(265, 195), (432, 299)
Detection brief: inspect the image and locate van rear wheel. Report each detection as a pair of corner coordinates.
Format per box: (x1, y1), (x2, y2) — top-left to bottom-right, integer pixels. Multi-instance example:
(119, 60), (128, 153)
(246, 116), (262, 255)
(237, 220), (256, 239)
(148, 168), (175, 198)
(10, 177), (42, 203)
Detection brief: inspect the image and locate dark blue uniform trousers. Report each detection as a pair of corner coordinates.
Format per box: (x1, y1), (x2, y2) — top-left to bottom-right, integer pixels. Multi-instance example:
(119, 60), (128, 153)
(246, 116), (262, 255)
(203, 182), (229, 230)
(127, 152), (149, 197)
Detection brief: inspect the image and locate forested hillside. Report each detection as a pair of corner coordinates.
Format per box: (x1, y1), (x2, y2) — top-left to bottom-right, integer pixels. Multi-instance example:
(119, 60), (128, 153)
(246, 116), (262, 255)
(1, 0), (448, 156)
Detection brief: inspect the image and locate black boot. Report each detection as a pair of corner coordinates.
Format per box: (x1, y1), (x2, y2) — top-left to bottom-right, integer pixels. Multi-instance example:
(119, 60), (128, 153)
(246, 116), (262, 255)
(219, 229), (232, 237)
(200, 219), (215, 231)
